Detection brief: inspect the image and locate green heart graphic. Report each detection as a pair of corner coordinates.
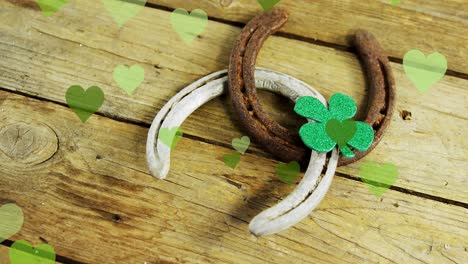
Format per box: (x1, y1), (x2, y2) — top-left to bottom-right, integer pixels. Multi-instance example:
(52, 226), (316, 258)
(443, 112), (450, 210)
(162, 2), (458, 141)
(325, 119), (357, 147)
(171, 8), (208, 44)
(232, 136), (250, 154)
(113, 64), (145, 95)
(9, 240), (55, 264)
(275, 161), (300, 185)
(102, 0), (147, 27)
(36, 0), (69, 16)
(257, 0), (281, 11)
(390, 0), (400, 5)
(0, 204), (23, 243)
(159, 127), (183, 150)
(360, 162), (398, 198)
(66, 85), (104, 123)
(403, 50), (447, 93)
(223, 153), (240, 169)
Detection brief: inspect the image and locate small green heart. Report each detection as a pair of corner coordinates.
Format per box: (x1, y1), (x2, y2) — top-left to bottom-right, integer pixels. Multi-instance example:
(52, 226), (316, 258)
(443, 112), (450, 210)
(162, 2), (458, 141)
(232, 136), (250, 154)
(390, 0), (400, 5)
(325, 119), (357, 147)
(66, 85), (104, 123)
(171, 8), (208, 44)
(275, 161), (300, 185)
(223, 153), (240, 169)
(0, 204), (24, 243)
(159, 127), (183, 150)
(113, 64), (145, 95)
(360, 162), (398, 198)
(257, 0), (281, 11)
(36, 0), (69, 16)
(403, 50), (447, 93)
(102, 0), (147, 27)
(9, 240), (55, 264)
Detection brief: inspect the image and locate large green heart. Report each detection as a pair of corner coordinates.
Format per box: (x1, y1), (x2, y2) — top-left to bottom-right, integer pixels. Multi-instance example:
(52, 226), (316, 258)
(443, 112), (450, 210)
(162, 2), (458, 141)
(113, 64), (145, 95)
(223, 153), (240, 169)
(0, 204), (23, 243)
(36, 0), (69, 16)
(66, 85), (104, 123)
(360, 162), (398, 198)
(171, 8), (208, 44)
(9, 240), (55, 264)
(403, 50), (447, 93)
(257, 0), (281, 11)
(102, 0), (147, 27)
(325, 119), (357, 147)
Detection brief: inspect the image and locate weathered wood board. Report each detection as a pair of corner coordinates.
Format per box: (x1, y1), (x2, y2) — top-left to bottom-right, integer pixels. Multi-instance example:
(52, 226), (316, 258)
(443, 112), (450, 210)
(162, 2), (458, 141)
(0, 0), (466, 203)
(0, 245), (9, 264)
(0, 0), (467, 263)
(1, 91), (467, 263)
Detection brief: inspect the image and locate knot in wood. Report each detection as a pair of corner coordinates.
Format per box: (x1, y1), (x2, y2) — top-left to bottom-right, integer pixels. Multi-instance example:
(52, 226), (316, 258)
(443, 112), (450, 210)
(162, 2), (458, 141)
(0, 122), (58, 166)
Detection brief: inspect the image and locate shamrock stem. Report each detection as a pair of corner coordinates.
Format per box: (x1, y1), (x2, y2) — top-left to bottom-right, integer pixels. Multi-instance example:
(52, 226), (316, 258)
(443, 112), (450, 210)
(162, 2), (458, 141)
(338, 144), (355, 158)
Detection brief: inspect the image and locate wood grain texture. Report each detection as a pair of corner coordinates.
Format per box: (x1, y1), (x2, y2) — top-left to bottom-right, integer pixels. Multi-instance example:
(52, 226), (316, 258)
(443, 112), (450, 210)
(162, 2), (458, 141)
(0, 0), (466, 203)
(149, 0), (468, 75)
(1, 90), (467, 263)
(0, 245), (9, 264)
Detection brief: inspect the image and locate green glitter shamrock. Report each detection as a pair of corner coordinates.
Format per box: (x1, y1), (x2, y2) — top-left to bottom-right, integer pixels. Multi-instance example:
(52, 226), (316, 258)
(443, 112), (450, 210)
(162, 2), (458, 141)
(294, 93), (374, 158)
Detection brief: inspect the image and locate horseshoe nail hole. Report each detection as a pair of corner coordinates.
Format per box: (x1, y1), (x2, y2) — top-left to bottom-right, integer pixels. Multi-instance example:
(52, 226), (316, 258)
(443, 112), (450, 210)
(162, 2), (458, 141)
(347, 146), (356, 152)
(96, 154), (103, 160)
(112, 214), (122, 223)
(393, 203), (399, 208)
(399, 110), (412, 120)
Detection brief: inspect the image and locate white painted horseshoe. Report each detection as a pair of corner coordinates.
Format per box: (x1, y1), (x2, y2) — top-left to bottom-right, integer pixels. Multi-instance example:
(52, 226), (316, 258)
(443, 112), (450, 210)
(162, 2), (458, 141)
(146, 68), (339, 236)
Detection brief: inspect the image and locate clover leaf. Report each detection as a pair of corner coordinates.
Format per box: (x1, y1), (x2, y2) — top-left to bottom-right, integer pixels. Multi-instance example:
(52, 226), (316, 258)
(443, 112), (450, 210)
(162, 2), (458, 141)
(294, 93), (374, 158)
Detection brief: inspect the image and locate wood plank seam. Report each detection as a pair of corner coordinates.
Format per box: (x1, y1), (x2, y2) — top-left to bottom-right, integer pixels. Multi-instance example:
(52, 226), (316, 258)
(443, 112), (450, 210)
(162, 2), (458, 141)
(335, 172), (468, 208)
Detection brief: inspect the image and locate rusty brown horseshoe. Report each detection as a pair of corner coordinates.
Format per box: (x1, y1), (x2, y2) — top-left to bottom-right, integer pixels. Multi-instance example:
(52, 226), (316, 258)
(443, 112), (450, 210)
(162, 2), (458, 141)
(228, 8), (396, 166)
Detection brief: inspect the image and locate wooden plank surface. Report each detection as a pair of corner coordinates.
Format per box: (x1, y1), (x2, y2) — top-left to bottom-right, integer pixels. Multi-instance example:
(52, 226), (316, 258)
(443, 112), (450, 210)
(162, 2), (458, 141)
(0, 0), (467, 203)
(1, 90), (467, 264)
(1, 0), (467, 263)
(0, 244), (10, 264)
(148, 0), (468, 75)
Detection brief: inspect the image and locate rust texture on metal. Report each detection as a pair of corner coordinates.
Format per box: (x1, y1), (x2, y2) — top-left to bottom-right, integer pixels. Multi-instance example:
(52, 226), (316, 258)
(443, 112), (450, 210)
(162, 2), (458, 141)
(228, 8), (396, 166)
